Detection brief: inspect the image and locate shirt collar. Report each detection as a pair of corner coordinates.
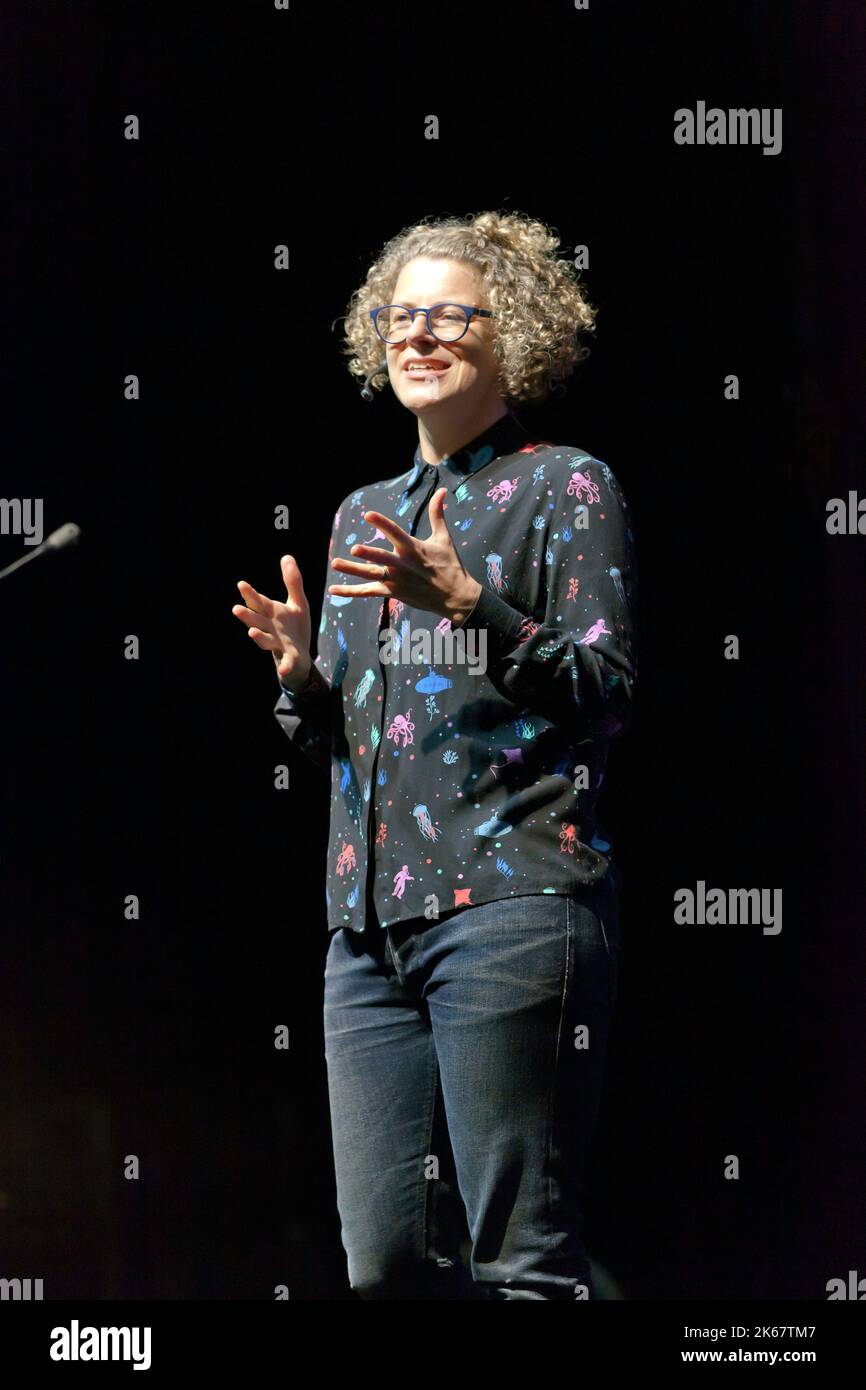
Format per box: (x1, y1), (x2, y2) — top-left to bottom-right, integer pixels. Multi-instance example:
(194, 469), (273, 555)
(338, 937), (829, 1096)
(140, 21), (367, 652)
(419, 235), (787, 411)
(402, 411), (531, 497)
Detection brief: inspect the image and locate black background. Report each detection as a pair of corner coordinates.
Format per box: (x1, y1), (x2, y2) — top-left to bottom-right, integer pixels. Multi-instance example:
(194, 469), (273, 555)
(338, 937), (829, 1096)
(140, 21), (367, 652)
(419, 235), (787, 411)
(2, 0), (864, 1299)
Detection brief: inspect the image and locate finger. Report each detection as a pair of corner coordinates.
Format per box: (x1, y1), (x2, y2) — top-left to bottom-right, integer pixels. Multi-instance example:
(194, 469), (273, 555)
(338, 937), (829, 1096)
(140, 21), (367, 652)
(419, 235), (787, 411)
(346, 544), (408, 567)
(331, 557), (397, 579)
(232, 601), (276, 634)
(246, 626), (282, 653)
(236, 579), (274, 617)
(427, 487), (450, 533)
(279, 554), (307, 607)
(362, 509), (413, 551)
(327, 581), (388, 598)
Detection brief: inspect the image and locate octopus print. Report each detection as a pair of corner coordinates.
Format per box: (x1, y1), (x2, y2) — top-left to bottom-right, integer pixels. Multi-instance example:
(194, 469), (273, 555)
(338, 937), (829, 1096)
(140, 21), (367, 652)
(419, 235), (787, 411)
(487, 476), (522, 505)
(559, 823), (579, 855)
(336, 842), (357, 876)
(566, 469), (601, 504)
(274, 418), (637, 937)
(386, 710), (415, 748)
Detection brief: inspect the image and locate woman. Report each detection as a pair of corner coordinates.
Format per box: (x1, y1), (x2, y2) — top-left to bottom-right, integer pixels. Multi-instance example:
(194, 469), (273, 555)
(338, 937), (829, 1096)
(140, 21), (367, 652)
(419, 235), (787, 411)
(233, 211), (637, 1299)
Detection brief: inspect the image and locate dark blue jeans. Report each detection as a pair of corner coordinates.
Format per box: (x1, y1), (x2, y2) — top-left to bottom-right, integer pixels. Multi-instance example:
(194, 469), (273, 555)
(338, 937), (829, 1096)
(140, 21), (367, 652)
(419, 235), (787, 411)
(323, 875), (622, 1300)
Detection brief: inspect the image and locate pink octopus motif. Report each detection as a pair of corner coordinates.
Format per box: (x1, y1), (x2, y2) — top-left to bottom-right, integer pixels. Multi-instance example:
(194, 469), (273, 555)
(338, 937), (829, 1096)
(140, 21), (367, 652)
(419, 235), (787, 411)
(566, 469), (600, 504)
(386, 709), (415, 748)
(487, 476), (522, 504)
(335, 842), (356, 876)
(559, 823), (579, 855)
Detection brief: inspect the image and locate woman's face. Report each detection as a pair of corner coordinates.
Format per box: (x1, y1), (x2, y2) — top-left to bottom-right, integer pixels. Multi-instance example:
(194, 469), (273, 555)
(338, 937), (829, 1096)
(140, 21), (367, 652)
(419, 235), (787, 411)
(385, 257), (502, 416)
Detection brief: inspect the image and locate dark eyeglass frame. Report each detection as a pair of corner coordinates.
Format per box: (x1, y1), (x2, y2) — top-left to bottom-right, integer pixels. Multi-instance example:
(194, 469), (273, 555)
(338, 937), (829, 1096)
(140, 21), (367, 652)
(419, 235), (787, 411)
(369, 303), (494, 344)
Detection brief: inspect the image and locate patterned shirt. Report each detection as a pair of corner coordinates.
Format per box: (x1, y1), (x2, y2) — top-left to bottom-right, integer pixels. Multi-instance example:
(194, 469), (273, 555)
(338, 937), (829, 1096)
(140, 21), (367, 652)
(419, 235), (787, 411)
(274, 410), (637, 934)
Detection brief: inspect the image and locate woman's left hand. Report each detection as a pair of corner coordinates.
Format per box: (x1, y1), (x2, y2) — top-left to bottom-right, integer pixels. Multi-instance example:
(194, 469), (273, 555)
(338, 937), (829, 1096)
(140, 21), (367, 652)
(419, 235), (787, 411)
(328, 487), (482, 625)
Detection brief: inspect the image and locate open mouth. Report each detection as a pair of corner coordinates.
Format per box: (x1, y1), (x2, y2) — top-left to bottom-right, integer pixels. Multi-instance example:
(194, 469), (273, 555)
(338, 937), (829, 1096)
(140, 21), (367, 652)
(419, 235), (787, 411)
(403, 359), (451, 375)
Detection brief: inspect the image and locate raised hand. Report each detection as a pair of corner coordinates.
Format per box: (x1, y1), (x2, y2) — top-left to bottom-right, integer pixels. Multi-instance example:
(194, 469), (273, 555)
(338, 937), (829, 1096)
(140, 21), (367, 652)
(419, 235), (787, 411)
(328, 488), (481, 625)
(232, 554), (313, 693)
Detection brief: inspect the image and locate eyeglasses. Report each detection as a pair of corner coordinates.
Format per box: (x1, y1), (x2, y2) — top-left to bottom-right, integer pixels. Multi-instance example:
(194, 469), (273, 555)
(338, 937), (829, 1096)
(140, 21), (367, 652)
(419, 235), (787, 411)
(370, 303), (494, 344)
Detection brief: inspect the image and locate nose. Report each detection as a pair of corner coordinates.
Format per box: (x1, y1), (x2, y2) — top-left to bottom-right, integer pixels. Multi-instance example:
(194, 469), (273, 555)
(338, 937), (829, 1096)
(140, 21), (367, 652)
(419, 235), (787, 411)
(405, 310), (436, 345)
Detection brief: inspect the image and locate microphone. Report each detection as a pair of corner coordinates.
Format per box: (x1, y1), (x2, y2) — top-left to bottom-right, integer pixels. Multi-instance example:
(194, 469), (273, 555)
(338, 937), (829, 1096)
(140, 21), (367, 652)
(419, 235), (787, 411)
(360, 359), (389, 401)
(0, 521), (82, 581)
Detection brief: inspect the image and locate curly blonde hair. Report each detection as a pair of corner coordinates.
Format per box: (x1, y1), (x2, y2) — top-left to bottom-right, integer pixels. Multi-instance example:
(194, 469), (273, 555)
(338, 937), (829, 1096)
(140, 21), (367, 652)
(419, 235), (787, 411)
(341, 210), (597, 403)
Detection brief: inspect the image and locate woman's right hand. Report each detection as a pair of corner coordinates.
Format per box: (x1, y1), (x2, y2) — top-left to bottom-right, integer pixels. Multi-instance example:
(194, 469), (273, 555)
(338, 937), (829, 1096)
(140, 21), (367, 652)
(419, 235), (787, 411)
(232, 554), (313, 694)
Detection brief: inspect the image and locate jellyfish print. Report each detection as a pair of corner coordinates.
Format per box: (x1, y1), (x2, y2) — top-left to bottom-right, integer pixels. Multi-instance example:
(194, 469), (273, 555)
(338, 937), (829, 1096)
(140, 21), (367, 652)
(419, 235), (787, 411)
(485, 552), (504, 592)
(347, 883), (360, 907)
(336, 627), (348, 653)
(609, 566), (626, 605)
(412, 803), (441, 842)
(339, 759), (351, 794)
(353, 668), (375, 707)
(371, 723), (381, 749)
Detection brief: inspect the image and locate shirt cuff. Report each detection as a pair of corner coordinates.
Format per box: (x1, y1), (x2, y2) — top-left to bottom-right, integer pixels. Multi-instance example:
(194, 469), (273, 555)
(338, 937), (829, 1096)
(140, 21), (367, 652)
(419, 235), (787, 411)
(457, 584), (528, 656)
(277, 663), (329, 704)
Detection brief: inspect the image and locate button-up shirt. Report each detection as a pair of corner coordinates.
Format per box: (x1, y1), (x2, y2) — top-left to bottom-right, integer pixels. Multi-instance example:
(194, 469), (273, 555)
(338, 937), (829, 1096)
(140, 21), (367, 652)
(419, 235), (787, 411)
(274, 411), (637, 934)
